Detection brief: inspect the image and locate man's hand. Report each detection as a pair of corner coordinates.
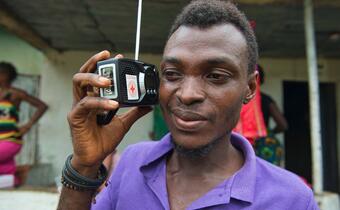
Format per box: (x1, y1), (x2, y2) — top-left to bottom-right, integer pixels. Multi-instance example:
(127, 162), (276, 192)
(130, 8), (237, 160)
(67, 51), (152, 175)
(58, 51), (152, 210)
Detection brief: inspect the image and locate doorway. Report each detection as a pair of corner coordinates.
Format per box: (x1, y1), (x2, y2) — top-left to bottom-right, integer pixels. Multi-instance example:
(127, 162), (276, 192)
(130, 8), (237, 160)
(283, 81), (339, 193)
(13, 74), (41, 166)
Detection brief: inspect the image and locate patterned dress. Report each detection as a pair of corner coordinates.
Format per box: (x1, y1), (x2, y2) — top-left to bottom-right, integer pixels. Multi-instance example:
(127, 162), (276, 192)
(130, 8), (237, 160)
(0, 93), (21, 144)
(0, 92), (22, 183)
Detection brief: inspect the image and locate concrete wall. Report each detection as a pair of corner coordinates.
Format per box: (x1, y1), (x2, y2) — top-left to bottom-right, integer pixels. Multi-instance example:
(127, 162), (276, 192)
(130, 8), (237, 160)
(0, 28), (45, 75)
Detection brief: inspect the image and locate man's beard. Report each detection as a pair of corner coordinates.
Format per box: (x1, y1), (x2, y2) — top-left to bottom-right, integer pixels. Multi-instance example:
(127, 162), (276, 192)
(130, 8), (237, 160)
(171, 137), (222, 159)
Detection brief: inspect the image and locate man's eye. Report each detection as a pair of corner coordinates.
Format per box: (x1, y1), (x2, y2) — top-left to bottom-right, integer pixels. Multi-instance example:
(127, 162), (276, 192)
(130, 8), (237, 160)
(162, 70), (182, 81)
(206, 72), (230, 83)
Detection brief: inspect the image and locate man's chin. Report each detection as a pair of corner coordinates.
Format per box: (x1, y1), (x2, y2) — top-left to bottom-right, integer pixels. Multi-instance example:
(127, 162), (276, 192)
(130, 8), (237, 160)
(170, 137), (221, 159)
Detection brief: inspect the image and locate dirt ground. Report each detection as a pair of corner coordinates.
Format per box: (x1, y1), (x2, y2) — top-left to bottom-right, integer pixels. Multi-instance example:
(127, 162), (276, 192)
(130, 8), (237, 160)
(0, 186), (59, 210)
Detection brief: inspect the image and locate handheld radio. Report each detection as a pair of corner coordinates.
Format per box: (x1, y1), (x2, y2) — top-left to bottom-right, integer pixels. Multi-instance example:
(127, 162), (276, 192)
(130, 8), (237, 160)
(96, 0), (159, 125)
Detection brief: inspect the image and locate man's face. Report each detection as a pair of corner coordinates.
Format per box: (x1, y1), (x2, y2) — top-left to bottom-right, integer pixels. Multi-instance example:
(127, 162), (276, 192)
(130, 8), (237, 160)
(160, 24), (255, 150)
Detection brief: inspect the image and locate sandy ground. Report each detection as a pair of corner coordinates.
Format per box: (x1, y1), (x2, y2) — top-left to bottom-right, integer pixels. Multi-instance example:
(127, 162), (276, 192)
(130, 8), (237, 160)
(0, 188), (59, 210)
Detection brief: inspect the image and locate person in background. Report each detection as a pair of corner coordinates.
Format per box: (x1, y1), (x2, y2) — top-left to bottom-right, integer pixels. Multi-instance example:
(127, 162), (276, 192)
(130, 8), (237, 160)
(0, 62), (48, 186)
(258, 65), (288, 133)
(232, 67), (267, 145)
(254, 64), (288, 166)
(233, 21), (267, 145)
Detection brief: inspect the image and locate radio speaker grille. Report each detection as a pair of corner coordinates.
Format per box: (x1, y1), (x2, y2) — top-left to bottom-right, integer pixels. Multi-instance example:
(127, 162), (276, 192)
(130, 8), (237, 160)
(119, 60), (140, 102)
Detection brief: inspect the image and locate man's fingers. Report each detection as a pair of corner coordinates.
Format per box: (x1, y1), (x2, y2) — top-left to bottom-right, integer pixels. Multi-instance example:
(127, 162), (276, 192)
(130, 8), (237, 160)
(79, 51), (110, 73)
(72, 73), (111, 103)
(79, 52), (123, 73)
(73, 73), (112, 88)
(117, 107), (153, 132)
(73, 53), (124, 103)
(69, 97), (119, 122)
(114, 54), (124, 59)
(87, 86), (100, 97)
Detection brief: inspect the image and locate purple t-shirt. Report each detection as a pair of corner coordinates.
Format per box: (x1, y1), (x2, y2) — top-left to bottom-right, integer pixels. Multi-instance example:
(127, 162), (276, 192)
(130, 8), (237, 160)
(92, 132), (319, 210)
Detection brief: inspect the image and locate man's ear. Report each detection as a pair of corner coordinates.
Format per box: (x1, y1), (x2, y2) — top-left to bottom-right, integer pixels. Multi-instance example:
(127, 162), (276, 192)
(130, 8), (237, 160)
(244, 71), (258, 104)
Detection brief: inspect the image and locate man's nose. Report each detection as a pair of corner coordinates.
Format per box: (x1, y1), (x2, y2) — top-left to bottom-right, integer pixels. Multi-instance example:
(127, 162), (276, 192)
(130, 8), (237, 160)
(175, 77), (205, 105)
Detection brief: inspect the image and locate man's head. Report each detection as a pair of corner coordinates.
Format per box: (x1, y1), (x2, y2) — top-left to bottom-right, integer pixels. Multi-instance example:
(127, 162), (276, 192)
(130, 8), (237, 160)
(159, 0), (258, 157)
(169, 0), (258, 74)
(0, 62), (18, 85)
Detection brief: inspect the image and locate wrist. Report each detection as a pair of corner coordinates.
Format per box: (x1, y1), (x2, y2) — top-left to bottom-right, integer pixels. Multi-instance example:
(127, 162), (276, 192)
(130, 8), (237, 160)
(62, 154), (108, 191)
(71, 156), (101, 178)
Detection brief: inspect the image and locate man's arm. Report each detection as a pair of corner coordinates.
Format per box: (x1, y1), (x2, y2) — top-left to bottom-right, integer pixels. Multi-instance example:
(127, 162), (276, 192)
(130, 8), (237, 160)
(58, 188), (94, 210)
(57, 51), (151, 210)
(57, 164), (99, 210)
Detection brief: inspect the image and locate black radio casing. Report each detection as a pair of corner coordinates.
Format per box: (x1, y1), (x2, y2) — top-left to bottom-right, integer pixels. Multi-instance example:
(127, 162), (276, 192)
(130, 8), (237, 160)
(97, 58), (159, 107)
(96, 58), (159, 125)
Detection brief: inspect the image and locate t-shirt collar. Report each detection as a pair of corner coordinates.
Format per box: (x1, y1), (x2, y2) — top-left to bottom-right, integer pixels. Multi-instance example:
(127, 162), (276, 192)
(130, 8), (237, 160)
(140, 133), (174, 171)
(229, 132), (257, 203)
(140, 132), (257, 204)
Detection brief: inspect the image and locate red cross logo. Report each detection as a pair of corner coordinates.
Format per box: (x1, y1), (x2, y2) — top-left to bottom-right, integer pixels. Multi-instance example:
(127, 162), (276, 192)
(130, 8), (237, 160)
(126, 75), (138, 100)
(129, 83), (136, 94)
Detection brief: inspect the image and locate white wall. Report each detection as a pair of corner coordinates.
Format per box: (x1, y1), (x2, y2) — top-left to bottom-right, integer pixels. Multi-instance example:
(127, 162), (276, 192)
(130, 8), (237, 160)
(0, 28), (44, 75)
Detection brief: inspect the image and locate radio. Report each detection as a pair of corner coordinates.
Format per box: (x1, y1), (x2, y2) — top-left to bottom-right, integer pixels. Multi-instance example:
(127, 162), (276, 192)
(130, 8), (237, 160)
(96, 0), (158, 125)
(96, 58), (159, 125)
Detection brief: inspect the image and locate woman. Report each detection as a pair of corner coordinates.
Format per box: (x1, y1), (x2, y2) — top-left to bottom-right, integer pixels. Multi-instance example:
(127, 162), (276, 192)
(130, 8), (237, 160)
(254, 65), (288, 166)
(0, 62), (48, 186)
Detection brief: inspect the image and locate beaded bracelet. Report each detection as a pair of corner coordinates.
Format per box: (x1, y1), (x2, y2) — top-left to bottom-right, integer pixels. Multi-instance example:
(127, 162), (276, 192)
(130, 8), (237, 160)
(61, 154), (108, 191)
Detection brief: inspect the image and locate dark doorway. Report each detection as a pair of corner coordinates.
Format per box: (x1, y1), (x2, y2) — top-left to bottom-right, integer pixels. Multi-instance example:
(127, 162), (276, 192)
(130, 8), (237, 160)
(284, 81), (339, 193)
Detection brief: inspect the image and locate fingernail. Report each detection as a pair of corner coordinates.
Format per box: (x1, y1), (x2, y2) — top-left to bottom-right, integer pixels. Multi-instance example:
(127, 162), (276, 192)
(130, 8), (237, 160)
(102, 50), (110, 55)
(99, 77), (110, 83)
(108, 100), (118, 106)
(116, 54), (123, 58)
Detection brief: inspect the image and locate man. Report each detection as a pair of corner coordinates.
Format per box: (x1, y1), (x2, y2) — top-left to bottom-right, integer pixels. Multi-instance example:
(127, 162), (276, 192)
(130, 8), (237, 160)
(58, 1), (319, 209)
(0, 62), (48, 185)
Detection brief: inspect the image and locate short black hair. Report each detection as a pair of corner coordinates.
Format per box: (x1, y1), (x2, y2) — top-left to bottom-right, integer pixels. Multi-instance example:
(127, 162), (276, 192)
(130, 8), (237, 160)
(257, 64), (265, 85)
(0, 62), (18, 83)
(169, 0), (258, 74)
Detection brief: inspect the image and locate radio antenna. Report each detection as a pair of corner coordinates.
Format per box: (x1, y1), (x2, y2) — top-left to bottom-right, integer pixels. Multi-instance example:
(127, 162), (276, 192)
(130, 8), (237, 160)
(135, 0), (143, 60)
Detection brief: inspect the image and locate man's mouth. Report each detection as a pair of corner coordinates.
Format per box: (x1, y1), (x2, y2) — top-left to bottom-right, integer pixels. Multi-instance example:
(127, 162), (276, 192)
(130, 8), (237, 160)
(170, 108), (208, 131)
